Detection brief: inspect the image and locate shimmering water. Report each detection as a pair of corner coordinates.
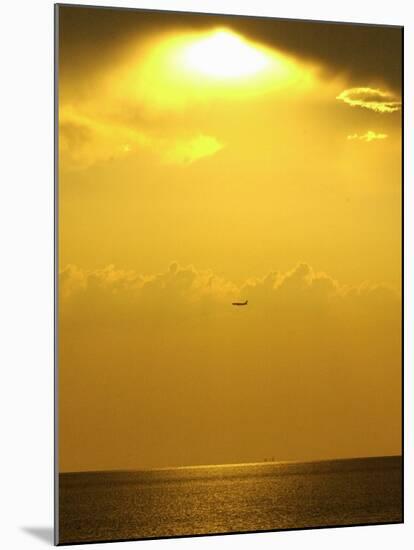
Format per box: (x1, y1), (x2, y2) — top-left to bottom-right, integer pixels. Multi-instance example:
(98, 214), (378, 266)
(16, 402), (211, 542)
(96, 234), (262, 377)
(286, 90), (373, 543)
(58, 456), (402, 544)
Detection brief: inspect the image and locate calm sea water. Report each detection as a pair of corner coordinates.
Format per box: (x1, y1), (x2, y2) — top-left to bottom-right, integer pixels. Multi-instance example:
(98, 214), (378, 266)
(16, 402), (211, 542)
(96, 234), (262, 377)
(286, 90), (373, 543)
(59, 456), (402, 544)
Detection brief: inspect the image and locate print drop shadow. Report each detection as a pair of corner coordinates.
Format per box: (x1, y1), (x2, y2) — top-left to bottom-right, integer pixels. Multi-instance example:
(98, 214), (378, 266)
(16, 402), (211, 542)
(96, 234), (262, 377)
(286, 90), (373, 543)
(21, 526), (54, 545)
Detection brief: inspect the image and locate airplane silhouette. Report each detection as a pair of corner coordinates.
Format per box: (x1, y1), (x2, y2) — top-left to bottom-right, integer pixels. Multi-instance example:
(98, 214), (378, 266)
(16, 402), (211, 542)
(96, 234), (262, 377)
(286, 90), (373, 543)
(232, 300), (248, 306)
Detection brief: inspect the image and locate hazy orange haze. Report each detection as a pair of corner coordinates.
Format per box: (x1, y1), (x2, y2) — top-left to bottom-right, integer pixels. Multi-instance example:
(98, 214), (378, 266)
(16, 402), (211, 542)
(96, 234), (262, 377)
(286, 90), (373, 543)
(58, 7), (402, 472)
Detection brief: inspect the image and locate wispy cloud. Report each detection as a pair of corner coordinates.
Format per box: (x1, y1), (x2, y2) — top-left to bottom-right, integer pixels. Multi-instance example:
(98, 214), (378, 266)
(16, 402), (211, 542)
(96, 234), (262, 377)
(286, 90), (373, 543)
(347, 131), (388, 142)
(162, 134), (225, 165)
(59, 107), (224, 169)
(337, 87), (401, 113)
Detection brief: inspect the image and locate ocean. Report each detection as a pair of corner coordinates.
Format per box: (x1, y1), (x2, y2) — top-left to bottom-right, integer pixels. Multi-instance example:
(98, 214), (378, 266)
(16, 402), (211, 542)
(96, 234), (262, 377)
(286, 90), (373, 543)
(58, 456), (402, 544)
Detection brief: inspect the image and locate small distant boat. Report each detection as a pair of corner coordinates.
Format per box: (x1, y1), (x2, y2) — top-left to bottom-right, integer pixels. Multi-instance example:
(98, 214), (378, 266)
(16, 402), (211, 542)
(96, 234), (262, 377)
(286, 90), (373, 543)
(232, 300), (248, 306)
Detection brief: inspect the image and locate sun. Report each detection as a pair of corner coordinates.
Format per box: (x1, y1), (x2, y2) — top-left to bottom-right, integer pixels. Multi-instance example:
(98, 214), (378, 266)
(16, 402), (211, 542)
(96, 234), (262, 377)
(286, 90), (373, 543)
(181, 29), (271, 79)
(115, 28), (314, 109)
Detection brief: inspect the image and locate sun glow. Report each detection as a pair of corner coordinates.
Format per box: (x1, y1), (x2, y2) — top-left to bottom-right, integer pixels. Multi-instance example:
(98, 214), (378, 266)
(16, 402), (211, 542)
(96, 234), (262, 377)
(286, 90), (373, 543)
(108, 28), (316, 111)
(181, 29), (271, 79)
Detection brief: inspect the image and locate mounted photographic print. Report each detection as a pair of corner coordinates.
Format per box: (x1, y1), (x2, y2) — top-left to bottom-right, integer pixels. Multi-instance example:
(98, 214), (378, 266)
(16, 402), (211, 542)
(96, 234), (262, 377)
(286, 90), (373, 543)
(55, 4), (403, 545)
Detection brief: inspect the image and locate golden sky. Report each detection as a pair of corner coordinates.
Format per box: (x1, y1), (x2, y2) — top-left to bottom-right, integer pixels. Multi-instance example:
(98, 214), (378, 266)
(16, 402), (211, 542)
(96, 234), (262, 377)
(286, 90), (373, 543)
(58, 6), (402, 472)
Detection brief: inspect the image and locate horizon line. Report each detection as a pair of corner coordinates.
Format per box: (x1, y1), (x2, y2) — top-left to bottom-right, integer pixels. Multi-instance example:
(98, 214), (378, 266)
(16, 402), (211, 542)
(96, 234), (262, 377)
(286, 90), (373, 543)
(60, 453), (402, 475)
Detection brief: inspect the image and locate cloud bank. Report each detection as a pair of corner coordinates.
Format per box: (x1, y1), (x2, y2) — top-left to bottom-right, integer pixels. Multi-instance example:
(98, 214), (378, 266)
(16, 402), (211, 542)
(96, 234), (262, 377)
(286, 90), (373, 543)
(60, 261), (400, 329)
(59, 261), (401, 471)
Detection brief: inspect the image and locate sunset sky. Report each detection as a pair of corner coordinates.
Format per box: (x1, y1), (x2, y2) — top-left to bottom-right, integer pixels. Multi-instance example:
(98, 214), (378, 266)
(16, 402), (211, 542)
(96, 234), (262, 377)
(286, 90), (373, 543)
(58, 6), (402, 472)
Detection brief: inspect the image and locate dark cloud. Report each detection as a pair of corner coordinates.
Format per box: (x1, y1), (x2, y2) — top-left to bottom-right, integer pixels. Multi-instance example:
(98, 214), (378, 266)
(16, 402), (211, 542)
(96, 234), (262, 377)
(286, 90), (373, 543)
(235, 17), (402, 91)
(57, 5), (402, 92)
